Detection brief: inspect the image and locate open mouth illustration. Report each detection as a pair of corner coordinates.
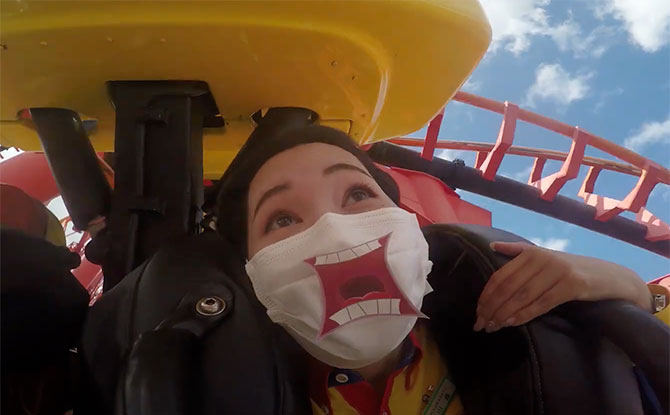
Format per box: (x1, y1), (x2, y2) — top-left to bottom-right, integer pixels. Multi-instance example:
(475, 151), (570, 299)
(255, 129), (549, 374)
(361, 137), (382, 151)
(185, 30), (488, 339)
(305, 234), (421, 338)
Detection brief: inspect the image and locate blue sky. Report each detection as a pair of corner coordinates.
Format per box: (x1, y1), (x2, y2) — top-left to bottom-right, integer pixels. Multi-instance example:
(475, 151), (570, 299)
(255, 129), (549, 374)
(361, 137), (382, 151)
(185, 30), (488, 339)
(408, 0), (669, 280)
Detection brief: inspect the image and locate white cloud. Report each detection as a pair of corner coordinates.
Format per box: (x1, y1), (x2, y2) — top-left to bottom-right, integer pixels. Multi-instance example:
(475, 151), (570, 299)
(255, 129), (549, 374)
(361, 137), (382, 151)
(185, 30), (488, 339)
(507, 165), (534, 182)
(549, 18), (617, 58)
(480, 0), (551, 55)
(593, 87), (624, 113)
(524, 63), (594, 107)
(479, 1), (668, 57)
(623, 116), (670, 151)
(479, 1), (615, 57)
(658, 186), (670, 203)
(530, 237), (570, 251)
(450, 101), (477, 123)
(435, 149), (467, 161)
(461, 78), (482, 93)
(594, 0), (670, 52)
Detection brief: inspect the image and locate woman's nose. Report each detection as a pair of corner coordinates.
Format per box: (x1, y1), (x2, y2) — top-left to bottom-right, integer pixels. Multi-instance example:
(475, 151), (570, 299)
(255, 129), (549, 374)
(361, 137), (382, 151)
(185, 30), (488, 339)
(299, 187), (345, 225)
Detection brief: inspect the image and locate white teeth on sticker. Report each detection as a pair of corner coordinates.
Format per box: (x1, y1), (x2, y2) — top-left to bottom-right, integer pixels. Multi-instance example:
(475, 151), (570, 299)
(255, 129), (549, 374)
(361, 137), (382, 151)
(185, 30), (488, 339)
(347, 303), (366, 320)
(329, 308), (351, 325)
(367, 239), (381, 250)
(325, 253), (339, 264)
(351, 244), (371, 257)
(314, 238), (383, 265)
(337, 249), (357, 262)
(391, 299), (400, 314)
(378, 298), (391, 314)
(329, 298), (402, 326)
(359, 299), (378, 315)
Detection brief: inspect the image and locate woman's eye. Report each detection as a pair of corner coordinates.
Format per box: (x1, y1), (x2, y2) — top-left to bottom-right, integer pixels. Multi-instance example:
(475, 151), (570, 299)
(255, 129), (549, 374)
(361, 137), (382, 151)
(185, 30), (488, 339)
(265, 214), (297, 233)
(344, 185), (376, 206)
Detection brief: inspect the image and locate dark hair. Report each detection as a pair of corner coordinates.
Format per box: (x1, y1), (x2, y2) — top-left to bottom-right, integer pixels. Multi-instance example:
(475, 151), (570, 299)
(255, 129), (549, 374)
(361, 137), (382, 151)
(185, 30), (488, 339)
(215, 124), (399, 258)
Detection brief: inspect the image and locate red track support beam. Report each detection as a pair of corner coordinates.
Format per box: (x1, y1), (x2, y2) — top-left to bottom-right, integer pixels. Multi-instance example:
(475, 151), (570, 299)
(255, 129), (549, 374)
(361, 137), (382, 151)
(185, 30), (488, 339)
(475, 151), (488, 169)
(581, 166), (662, 223)
(649, 275), (670, 285)
(391, 91), (670, 245)
(579, 167), (602, 196)
(530, 127), (592, 201)
(367, 142), (670, 257)
(637, 208), (670, 242)
(530, 157), (546, 184)
(454, 91), (670, 185)
(388, 137), (644, 177)
(478, 102), (518, 180)
(421, 109), (444, 161)
(620, 165), (661, 213)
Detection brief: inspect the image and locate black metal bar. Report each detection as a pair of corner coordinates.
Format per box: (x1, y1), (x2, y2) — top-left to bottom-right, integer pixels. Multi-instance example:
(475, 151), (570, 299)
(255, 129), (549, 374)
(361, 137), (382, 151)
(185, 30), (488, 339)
(29, 108), (111, 231)
(102, 81), (223, 289)
(368, 142), (670, 258)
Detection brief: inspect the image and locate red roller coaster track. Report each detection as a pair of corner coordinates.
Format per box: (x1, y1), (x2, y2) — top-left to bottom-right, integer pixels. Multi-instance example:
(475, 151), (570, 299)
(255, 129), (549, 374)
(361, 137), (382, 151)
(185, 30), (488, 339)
(389, 91), (670, 245)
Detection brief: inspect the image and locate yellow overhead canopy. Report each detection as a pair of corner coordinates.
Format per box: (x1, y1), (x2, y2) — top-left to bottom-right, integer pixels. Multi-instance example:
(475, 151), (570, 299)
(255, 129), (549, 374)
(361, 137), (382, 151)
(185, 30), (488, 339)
(0, 0), (491, 178)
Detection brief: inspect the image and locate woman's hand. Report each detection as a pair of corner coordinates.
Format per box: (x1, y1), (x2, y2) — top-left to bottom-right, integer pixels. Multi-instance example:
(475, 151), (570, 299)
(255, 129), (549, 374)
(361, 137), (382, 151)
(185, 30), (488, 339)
(473, 241), (652, 332)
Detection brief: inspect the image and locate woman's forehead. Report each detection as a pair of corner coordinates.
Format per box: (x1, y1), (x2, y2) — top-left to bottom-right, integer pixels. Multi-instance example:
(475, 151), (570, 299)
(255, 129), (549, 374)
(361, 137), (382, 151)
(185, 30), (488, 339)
(249, 143), (366, 194)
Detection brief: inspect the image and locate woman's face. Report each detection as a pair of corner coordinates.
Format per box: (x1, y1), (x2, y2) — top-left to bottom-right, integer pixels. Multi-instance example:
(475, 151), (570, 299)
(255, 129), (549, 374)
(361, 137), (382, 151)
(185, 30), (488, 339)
(247, 143), (396, 257)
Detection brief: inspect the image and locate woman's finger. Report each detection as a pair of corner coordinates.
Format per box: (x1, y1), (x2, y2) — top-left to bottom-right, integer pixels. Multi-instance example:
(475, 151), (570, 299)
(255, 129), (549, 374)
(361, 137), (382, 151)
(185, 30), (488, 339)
(488, 265), (563, 330)
(475, 252), (547, 328)
(504, 280), (575, 327)
(474, 252), (534, 331)
(477, 248), (536, 309)
(491, 241), (535, 257)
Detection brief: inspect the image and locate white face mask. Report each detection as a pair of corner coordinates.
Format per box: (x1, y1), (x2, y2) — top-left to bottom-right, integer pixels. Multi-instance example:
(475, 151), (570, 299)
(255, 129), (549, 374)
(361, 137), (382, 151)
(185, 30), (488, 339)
(245, 207), (433, 369)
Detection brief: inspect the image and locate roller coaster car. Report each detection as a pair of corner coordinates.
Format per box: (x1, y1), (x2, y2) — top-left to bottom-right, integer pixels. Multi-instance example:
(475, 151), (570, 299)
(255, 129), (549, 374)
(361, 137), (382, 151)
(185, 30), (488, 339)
(0, 1), (668, 415)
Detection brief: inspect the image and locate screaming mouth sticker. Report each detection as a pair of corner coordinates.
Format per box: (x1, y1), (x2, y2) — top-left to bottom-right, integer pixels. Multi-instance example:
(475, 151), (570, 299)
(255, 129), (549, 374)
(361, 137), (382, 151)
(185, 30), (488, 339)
(306, 234), (422, 338)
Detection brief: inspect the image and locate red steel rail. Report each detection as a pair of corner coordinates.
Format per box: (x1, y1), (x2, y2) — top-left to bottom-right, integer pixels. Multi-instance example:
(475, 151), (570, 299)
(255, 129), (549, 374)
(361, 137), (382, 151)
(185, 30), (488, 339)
(390, 91), (670, 244)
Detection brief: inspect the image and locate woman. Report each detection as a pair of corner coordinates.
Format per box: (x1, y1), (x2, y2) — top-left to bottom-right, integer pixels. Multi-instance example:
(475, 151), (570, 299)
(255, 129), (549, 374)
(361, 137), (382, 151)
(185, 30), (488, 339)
(216, 123), (667, 415)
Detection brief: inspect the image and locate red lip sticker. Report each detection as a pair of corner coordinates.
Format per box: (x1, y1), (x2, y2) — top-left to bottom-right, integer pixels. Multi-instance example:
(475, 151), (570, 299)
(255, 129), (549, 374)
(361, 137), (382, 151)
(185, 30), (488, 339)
(305, 234), (422, 338)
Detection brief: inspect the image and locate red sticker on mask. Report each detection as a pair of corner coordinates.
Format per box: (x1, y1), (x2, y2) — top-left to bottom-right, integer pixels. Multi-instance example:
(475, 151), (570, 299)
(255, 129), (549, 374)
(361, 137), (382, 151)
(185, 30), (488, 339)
(305, 234), (421, 338)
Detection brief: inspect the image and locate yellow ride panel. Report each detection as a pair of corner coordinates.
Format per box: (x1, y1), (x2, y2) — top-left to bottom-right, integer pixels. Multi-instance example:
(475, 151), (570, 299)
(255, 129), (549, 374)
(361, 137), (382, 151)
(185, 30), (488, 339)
(0, 0), (490, 178)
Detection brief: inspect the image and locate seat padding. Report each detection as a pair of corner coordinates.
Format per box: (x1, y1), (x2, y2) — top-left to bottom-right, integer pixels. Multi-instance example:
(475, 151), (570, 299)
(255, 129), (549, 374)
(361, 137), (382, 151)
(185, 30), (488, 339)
(78, 224), (669, 415)
(78, 232), (311, 415)
(422, 223), (668, 415)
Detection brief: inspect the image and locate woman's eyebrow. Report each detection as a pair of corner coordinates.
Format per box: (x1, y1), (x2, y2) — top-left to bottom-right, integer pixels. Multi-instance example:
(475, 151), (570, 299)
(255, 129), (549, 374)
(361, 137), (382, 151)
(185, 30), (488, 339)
(253, 183), (290, 220)
(322, 163), (371, 178)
